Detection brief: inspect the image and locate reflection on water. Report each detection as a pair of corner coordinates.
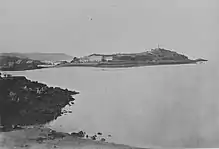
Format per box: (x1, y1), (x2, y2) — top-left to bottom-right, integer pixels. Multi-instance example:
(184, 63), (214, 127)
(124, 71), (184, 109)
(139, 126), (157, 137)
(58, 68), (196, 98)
(9, 62), (219, 148)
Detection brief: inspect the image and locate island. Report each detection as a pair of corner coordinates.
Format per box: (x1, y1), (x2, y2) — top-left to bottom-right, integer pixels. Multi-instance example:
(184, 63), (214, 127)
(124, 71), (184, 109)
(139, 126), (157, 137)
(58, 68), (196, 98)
(56, 48), (208, 68)
(0, 48), (207, 71)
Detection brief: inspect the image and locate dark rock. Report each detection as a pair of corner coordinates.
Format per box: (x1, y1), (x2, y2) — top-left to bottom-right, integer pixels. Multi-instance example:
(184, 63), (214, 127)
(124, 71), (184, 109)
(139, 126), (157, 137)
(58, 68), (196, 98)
(36, 137), (46, 143)
(90, 135), (97, 140)
(97, 132), (102, 135)
(70, 131), (85, 138)
(100, 138), (106, 142)
(48, 131), (66, 139)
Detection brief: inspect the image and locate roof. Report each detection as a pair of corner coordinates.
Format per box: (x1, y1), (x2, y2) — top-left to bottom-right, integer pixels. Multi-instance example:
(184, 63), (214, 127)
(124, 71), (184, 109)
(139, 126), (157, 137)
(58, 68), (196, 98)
(88, 54), (114, 57)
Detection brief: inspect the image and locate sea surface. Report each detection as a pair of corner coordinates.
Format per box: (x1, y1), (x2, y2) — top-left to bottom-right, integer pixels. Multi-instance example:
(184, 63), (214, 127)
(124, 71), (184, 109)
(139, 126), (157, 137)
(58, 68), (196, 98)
(9, 61), (219, 148)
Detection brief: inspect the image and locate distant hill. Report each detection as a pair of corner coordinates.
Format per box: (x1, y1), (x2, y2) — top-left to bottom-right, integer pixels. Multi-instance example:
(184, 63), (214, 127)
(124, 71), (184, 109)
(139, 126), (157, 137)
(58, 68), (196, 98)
(0, 56), (45, 71)
(87, 48), (190, 62)
(0, 53), (73, 62)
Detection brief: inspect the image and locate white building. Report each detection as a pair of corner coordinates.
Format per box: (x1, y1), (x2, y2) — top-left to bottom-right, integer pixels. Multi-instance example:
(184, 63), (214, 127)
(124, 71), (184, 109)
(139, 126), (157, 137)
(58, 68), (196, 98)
(103, 55), (114, 61)
(87, 54), (103, 62)
(26, 60), (33, 64)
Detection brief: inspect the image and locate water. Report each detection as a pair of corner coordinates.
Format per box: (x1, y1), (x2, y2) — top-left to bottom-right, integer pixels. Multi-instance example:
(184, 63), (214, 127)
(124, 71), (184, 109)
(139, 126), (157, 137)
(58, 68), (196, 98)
(9, 62), (219, 148)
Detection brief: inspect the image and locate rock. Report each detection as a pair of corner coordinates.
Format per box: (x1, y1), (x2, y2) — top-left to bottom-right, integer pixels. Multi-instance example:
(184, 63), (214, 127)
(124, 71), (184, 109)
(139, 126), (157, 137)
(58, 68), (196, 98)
(70, 131), (85, 138)
(36, 137), (46, 143)
(100, 138), (106, 142)
(97, 132), (102, 135)
(48, 131), (66, 139)
(91, 135), (97, 140)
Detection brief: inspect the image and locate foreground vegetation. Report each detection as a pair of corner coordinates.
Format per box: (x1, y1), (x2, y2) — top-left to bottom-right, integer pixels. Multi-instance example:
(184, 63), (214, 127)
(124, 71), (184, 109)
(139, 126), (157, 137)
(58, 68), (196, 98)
(0, 73), (78, 129)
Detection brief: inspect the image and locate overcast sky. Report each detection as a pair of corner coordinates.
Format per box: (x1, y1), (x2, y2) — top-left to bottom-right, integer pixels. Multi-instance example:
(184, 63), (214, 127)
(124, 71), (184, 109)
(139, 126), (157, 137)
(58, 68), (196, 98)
(0, 0), (218, 59)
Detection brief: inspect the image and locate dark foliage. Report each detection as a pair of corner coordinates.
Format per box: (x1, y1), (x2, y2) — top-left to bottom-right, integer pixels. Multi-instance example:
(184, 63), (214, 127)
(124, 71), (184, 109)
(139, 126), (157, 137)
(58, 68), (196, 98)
(0, 56), (45, 71)
(0, 75), (78, 128)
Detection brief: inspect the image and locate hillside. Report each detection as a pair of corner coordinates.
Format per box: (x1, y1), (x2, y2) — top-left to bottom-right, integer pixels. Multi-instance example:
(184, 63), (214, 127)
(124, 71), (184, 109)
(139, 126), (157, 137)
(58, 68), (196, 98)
(113, 48), (190, 61)
(0, 56), (46, 71)
(0, 53), (73, 62)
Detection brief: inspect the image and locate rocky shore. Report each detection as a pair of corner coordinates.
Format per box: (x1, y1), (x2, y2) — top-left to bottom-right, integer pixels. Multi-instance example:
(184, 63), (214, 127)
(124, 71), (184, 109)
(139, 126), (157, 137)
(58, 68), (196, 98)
(0, 126), (144, 149)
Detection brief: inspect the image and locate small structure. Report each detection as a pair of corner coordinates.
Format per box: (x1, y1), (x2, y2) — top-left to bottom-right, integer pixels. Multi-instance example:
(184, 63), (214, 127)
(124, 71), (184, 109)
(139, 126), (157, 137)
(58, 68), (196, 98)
(54, 61), (62, 65)
(54, 61), (68, 65)
(79, 56), (89, 63)
(71, 57), (80, 63)
(8, 62), (15, 67)
(26, 60), (33, 64)
(41, 60), (54, 65)
(0, 72), (12, 78)
(15, 59), (22, 64)
(103, 55), (114, 61)
(87, 54), (103, 62)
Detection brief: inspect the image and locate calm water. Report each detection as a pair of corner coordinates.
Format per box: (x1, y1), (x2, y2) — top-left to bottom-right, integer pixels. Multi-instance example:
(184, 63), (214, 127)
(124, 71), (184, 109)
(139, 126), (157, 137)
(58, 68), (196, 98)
(9, 61), (219, 148)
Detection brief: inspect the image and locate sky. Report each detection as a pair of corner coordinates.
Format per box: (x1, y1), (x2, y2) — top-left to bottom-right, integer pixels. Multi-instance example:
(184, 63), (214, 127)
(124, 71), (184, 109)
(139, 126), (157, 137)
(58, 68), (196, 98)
(0, 0), (218, 59)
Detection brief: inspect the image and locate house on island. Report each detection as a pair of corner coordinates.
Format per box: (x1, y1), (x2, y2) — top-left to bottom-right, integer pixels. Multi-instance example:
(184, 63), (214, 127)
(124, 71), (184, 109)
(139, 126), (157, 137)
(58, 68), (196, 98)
(53, 60), (68, 65)
(86, 54), (114, 62)
(79, 56), (89, 63)
(103, 55), (114, 61)
(26, 60), (33, 64)
(77, 54), (114, 63)
(87, 54), (103, 62)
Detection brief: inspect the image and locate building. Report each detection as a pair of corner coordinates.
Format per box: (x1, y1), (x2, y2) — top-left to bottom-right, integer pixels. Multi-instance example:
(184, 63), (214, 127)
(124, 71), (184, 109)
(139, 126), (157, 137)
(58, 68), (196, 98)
(26, 60), (33, 64)
(41, 60), (54, 65)
(87, 54), (103, 62)
(54, 61), (62, 65)
(15, 59), (22, 64)
(79, 56), (89, 63)
(8, 62), (15, 67)
(103, 55), (114, 61)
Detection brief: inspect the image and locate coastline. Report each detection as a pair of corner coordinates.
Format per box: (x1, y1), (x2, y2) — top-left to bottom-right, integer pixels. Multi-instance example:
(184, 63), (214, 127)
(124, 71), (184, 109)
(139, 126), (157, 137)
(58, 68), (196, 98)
(0, 57), (208, 148)
(0, 126), (146, 149)
(0, 74), (146, 149)
(53, 59), (206, 69)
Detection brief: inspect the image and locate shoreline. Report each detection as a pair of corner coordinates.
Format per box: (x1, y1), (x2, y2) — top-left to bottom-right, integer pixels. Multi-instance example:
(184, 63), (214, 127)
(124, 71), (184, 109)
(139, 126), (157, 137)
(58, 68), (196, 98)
(0, 74), (146, 149)
(0, 59), (207, 71)
(0, 126), (146, 149)
(54, 59), (206, 69)
(0, 59), (208, 148)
